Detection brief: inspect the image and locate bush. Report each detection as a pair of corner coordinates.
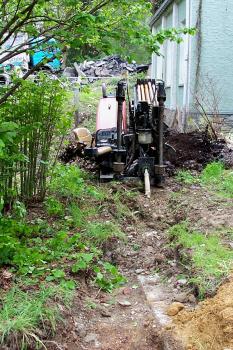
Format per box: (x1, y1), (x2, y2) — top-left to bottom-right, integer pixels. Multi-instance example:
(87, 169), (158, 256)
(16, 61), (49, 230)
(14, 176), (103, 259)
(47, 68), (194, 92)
(45, 197), (64, 217)
(0, 74), (73, 205)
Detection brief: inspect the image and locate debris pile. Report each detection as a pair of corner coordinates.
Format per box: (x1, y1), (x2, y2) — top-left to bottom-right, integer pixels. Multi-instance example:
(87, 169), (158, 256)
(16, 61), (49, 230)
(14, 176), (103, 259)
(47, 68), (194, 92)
(64, 55), (149, 79)
(165, 131), (233, 170)
(59, 141), (97, 172)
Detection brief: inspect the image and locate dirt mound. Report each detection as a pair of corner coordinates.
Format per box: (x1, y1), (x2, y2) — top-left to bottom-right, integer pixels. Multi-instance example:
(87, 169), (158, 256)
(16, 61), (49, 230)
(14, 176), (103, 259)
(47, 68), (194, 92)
(166, 131), (232, 170)
(60, 131), (232, 173)
(173, 277), (233, 350)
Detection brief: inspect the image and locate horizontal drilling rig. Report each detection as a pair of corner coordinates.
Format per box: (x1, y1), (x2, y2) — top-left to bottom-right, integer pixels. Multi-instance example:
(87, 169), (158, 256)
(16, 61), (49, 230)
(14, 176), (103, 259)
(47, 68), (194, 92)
(73, 79), (167, 196)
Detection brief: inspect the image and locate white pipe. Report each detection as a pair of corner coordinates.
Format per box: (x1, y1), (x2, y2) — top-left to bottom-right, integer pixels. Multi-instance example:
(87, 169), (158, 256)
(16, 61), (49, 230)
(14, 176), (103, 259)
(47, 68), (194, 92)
(144, 169), (151, 199)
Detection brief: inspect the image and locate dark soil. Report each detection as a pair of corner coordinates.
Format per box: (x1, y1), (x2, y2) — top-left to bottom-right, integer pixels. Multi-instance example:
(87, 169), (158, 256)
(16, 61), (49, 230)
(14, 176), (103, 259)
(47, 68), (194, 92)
(59, 130), (232, 173)
(165, 131), (232, 170)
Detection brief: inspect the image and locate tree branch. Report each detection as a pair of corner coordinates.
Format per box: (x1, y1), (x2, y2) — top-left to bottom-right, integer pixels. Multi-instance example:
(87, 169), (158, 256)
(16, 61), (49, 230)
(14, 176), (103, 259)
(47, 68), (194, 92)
(0, 0), (39, 46)
(0, 57), (55, 106)
(89, 0), (112, 14)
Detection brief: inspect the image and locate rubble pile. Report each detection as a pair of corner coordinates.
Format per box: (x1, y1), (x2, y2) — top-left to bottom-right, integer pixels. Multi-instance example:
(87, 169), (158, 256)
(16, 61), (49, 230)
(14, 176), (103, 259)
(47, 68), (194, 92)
(64, 55), (149, 79)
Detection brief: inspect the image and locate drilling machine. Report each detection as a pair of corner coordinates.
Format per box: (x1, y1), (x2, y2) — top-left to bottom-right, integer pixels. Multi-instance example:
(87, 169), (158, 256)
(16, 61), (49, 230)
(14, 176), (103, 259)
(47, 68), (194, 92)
(73, 79), (167, 197)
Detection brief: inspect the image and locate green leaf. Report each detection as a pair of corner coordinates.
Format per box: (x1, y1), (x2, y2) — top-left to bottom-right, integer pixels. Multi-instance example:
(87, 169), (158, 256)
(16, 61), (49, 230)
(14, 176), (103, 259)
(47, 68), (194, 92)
(71, 260), (87, 273)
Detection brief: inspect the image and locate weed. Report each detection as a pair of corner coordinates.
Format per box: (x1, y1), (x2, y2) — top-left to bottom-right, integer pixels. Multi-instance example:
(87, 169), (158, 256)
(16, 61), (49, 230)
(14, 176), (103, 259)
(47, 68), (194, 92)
(85, 185), (107, 201)
(68, 202), (97, 228)
(46, 269), (66, 281)
(176, 170), (196, 185)
(113, 191), (135, 220)
(49, 164), (85, 198)
(0, 286), (62, 348)
(168, 222), (233, 295)
(0, 161), (130, 347)
(12, 201), (27, 219)
(45, 197), (64, 217)
(71, 252), (97, 273)
(85, 298), (97, 310)
(85, 221), (125, 245)
(93, 261), (126, 292)
(60, 279), (77, 290)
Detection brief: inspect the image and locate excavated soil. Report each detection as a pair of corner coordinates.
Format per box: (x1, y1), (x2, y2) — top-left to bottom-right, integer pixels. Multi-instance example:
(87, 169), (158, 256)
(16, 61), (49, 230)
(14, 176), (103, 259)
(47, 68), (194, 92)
(165, 131), (232, 169)
(60, 131), (233, 171)
(173, 276), (233, 350)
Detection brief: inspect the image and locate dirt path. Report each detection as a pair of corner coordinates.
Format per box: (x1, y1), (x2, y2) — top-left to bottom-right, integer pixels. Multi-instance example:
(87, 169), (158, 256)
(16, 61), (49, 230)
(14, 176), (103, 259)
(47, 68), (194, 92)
(49, 274), (182, 350)
(47, 178), (233, 350)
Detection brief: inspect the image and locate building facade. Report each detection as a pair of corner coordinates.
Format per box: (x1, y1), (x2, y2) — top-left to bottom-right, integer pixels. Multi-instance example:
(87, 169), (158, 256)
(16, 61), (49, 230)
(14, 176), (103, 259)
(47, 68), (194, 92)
(150, 0), (233, 129)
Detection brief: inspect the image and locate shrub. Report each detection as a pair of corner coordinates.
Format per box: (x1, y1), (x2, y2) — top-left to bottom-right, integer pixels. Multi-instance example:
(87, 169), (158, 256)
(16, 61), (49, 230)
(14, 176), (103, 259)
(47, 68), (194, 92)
(45, 197), (64, 217)
(0, 74), (73, 204)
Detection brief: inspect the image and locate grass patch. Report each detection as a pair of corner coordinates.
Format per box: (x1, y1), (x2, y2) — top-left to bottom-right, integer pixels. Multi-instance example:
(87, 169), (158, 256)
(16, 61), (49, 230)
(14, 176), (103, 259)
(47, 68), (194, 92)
(176, 162), (233, 198)
(0, 163), (131, 347)
(168, 222), (233, 297)
(85, 221), (125, 245)
(0, 285), (72, 349)
(200, 162), (233, 198)
(175, 170), (197, 185)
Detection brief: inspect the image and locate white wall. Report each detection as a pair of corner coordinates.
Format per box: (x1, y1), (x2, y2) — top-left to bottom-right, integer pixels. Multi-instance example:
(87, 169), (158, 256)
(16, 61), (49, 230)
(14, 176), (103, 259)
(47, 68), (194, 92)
(151, 0), (191, 117)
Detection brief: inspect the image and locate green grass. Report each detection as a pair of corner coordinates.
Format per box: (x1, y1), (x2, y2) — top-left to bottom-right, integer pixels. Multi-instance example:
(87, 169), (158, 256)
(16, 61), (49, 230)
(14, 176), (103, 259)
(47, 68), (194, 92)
(168, 222), (233, 297)
(201, 162), (233, 198)
(176, 162), (233, 198)
(175, 170), (197, 185)
(85, 221), (125, 245)
(0, 285), (72, 349)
